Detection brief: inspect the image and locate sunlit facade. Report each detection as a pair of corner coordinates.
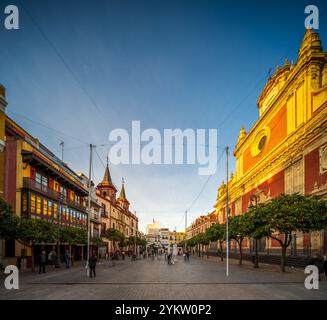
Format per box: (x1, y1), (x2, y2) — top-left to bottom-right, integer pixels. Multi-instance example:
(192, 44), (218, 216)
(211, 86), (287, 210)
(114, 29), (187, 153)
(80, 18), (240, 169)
(0, 89), (89, 264)
(215, 29), (327, 255)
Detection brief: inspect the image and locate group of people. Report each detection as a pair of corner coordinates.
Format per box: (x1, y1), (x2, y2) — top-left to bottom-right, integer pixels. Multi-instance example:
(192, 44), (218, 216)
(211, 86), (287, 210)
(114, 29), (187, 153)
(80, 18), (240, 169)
(166, 249), (190, 265)
(37, 249), (73, 274)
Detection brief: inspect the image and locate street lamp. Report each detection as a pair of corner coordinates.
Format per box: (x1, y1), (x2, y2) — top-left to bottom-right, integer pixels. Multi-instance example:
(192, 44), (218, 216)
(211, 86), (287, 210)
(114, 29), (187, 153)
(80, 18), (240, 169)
(250, 194), (259, 268)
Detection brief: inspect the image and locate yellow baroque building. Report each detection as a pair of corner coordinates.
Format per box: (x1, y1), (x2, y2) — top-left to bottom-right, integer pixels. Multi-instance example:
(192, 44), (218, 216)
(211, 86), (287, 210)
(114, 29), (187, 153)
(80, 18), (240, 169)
(215, 29), (327, 256)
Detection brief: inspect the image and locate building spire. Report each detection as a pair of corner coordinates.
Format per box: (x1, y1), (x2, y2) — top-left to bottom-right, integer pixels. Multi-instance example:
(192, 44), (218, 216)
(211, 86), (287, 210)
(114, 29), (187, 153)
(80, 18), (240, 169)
(97, 156), (117, 195)
(118, 177), (128, 201)
(102, 157), (113, 185)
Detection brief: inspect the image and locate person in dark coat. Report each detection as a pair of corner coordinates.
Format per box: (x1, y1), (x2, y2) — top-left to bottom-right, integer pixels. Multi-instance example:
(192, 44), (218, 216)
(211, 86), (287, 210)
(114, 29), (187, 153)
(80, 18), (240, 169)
(167, 252), (173, 265)
(38, 250), (46, 274)
(88, 253), (97, 278)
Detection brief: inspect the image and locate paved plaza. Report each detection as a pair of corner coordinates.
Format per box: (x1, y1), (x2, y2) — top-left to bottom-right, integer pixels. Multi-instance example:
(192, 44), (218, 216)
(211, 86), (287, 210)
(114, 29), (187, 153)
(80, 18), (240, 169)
(0, 255), (326, 300)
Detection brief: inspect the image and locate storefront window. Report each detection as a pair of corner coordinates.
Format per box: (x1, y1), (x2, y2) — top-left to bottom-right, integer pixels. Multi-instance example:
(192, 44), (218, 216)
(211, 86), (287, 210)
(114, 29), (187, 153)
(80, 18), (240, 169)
(48, 200), (53, 219)
(43, 199), (48, 217)
(54, 203), (58, 223)
(36, 196), (42, 215)
(30, 194), (36, 213)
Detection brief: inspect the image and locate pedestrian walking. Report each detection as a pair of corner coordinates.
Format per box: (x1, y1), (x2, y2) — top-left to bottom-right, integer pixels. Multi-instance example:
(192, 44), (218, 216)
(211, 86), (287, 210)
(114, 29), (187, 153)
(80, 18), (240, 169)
(186, 250), (190, 261)
(88, 253), (97, 278)
(38, 250), (46, 274)
(65, 250), (71, 269)
(167, 252), (173, 265)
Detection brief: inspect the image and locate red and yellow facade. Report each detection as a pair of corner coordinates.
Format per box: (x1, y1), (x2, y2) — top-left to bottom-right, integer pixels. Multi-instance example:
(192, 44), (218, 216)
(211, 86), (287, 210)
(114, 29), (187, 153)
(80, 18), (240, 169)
(1, 103), (88, 263)
(215, 29), (327, 255)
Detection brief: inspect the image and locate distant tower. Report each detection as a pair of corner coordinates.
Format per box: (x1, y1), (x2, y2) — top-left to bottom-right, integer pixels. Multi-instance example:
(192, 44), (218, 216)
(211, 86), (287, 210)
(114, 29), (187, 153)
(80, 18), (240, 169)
(117, 177), (130, 211)
(96, 157), (117, 202)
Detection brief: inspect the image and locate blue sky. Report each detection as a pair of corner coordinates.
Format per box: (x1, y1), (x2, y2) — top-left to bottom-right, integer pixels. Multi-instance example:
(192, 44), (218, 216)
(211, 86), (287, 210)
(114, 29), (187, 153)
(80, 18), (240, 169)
(1, 0), (326, 232)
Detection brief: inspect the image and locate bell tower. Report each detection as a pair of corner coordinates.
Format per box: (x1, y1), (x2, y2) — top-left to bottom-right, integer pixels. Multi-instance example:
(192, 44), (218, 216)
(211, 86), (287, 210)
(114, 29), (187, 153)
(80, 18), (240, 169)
(96, 157), (117, 202)
(117, 178), (130, 211)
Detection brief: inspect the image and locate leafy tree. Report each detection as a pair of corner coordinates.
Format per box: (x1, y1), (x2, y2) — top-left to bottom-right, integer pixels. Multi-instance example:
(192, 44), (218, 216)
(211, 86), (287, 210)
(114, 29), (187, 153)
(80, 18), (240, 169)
(90, 236), (103, 256)
(246, 204), (270, 268)
(193, 233), (209, 256)
(228, 214), (252, 265)
(105, 228), (124, 254)
(91, 236), (103, 247)
(256, 193), (327, 272)
(0, 198), (19, 240)
(118, 234), (127, 249)
(206, 223), (225, 261)
(197, 233), (209, 245)
(17, 218), (57, 271)
(186, 236), (198, 248)
(138, 238), (147, 249)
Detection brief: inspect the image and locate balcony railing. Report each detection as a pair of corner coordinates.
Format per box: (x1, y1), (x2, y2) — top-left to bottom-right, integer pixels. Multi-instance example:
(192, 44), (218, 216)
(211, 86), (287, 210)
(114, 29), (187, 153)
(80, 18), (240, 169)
(23, 177), (61, 201)
(23, 177), (87, 213)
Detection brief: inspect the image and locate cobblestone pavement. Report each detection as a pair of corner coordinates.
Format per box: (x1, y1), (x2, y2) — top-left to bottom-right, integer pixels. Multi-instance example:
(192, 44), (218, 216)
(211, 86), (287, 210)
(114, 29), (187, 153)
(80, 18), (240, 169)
(0, 255), (326, 300)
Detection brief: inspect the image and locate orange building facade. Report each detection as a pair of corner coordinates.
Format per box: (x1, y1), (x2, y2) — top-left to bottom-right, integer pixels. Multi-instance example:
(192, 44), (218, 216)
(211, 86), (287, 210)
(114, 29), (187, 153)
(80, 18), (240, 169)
(214, 29), (327, 256)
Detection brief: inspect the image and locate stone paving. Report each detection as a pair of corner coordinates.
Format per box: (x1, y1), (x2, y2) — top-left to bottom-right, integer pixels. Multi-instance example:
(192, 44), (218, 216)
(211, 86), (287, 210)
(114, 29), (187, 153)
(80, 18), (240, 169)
(0, 255), (326, 300)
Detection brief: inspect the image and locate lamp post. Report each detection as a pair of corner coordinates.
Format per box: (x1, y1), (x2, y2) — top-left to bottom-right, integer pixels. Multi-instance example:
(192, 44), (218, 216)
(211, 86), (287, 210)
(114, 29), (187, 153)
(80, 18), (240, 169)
(184, 211), (187, 253)
(86, 144), (94, 276)
(56, 192), (67, 268)
(250, 194), (259, 268)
